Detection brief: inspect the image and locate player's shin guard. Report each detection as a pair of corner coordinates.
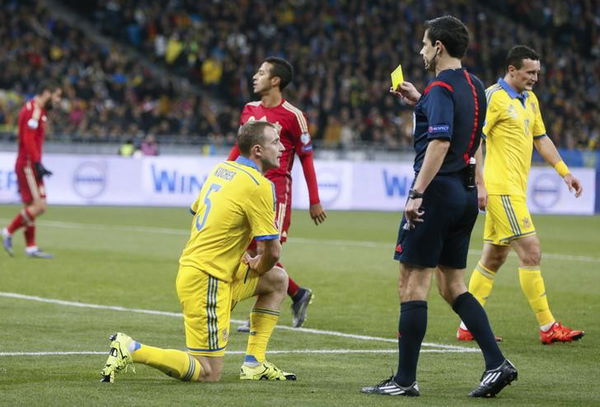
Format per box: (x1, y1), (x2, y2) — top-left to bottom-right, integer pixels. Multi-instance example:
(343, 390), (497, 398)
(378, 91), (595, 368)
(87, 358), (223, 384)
(245, 308), (279, 362)
(468, 262), (497, 306)
(132, 345), (202, 381)
(518, 266), (554, 326)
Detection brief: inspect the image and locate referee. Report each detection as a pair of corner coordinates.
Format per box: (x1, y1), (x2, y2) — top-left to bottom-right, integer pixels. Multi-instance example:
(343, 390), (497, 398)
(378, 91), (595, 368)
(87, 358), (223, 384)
(361, 16), (517, 398)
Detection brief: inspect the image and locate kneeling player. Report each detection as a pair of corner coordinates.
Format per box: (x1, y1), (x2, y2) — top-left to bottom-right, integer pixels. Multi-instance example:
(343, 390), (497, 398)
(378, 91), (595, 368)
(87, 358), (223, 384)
(100, 121), (295, 382)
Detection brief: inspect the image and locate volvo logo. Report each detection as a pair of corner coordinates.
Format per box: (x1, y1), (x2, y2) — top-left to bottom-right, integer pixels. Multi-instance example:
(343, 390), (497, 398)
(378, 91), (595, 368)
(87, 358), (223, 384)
(530, 173), (560, 210)
(317, 169), (342, 206)
(73, 162), (107, 199)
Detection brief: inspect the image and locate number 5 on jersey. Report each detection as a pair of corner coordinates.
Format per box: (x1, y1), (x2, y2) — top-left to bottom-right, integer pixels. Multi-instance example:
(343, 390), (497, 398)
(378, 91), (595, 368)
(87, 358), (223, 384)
(195, 183), (221, 231)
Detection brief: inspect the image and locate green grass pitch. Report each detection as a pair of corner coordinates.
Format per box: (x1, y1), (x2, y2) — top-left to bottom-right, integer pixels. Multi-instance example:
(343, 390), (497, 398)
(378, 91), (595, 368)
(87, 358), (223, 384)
(0, 205), (598, 406)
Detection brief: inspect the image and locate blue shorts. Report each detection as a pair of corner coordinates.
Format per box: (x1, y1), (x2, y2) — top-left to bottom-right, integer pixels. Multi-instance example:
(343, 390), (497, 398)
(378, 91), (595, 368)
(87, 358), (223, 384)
(393, 173), (478, 269)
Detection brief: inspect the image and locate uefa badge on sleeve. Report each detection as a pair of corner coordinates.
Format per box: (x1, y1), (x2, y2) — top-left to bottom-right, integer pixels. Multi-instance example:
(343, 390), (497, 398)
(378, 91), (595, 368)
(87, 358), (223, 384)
(300, 132), (311, 145)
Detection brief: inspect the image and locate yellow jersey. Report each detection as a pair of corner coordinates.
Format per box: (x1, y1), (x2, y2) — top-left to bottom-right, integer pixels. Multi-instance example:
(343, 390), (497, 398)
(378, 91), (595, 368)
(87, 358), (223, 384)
(179, 157), (279, 282)
(482, 79), (547, 196)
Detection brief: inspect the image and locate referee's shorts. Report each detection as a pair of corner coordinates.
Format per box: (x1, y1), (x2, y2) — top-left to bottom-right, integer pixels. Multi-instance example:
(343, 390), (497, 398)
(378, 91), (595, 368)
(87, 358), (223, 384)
(394, 173), (478, 269)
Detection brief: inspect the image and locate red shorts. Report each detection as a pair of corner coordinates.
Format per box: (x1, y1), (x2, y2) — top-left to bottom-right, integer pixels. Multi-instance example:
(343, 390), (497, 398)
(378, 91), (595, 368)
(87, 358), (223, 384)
(271, 176), (292, 243)
(16, 164), (46, 204)
(248, 177), (292, 252)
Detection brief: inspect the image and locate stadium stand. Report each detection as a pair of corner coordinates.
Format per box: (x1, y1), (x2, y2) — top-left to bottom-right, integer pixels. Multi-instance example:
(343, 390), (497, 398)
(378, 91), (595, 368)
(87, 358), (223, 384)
(0, 0), (598, 152)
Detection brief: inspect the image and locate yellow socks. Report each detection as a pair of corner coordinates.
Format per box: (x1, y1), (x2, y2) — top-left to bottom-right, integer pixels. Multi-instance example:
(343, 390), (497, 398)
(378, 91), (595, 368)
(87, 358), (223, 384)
(468, 262), (555, 328)
(468, 262), (497, 306)
(132, 344), (202, 381)
(518, 266), (555, 326)
(245, 308), (279, 363)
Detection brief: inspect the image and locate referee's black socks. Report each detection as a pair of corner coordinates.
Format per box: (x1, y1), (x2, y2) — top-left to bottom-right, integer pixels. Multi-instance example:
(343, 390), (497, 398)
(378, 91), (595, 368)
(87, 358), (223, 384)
(452, 292), (504, 370)
(394, 300), (427, 387)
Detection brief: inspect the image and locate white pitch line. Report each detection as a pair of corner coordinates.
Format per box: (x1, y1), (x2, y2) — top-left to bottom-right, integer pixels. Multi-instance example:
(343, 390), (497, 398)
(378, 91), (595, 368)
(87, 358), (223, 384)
(0, 348), (475, 358)
(0, 351), (107, 357)
(1, 218), (597, 263)
(0, 292), (476, 353)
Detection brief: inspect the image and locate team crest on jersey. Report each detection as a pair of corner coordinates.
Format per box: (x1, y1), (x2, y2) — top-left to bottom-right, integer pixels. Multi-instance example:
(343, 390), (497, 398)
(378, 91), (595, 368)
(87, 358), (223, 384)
(247, 116), (282, 133)
(300, 132), (311, 145)
(522, 217), (531, 228)
(530, 102), (536, 113)
(507, 105), (517, 118)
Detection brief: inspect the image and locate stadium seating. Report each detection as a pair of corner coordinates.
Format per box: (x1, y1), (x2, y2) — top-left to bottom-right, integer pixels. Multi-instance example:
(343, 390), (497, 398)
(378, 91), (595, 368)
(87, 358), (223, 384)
(0, 0), (598, 151)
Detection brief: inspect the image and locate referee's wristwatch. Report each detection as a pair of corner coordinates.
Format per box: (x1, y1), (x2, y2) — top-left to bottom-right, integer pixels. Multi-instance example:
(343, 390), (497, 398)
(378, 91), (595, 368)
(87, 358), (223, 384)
(408, 189), (424, 200)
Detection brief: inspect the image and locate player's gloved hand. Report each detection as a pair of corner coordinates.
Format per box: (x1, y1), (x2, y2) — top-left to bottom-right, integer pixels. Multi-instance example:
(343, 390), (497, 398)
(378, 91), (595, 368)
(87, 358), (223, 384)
(34, 162), (53, 179)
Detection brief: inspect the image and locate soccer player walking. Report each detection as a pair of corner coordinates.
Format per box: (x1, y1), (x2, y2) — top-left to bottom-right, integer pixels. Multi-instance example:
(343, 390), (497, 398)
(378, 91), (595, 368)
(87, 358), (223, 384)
(101, 121), (296, 382)
(457, 46), (584, 345)
(362, 16), (517, 398)
(2, 81), (62, 259)
(228, 57), (327, 328)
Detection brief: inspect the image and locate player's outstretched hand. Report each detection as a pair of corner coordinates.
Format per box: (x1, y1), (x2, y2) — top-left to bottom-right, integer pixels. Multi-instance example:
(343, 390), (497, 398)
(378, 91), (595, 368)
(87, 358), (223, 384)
(564, 173), (583, 197)
(390, 81), (421, 106)
(309, 203), (327, 225)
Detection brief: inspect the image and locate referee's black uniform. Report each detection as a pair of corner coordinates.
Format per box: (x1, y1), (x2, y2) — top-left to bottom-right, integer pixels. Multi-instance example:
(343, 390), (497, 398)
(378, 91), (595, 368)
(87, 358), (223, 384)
(394, 67), (485, 269)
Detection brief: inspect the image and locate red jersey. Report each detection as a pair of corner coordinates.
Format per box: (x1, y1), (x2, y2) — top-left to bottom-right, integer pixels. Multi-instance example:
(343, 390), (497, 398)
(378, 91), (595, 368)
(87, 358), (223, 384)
(241, 99), (313, 178)
(228, 99), (321, 205)
(16, 99), (48, 167)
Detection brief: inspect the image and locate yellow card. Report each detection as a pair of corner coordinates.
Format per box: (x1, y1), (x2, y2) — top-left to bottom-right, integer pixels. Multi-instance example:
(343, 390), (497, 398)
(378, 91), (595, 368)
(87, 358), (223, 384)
(390, 64), (404, 90)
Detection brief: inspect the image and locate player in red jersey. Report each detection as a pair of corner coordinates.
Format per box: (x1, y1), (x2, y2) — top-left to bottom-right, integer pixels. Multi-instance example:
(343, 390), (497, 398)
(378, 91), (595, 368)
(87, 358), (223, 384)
(2, 81), (62, 259)
(228, 57), (327, 328)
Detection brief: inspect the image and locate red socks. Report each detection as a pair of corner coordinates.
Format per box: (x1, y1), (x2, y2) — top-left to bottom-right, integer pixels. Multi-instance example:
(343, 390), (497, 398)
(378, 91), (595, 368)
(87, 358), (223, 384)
(7, 208), (35, 234)
(287, 276), (300, 297)
(6, 208), (36, 247)
(25, 225), (36, 247)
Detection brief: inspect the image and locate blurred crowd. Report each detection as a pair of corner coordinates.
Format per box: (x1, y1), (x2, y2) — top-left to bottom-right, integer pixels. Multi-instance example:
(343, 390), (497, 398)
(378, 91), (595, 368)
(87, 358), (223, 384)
(487, 0), (600, 59)
(0, 0), (598, 151)
(0, 0), (239, 147)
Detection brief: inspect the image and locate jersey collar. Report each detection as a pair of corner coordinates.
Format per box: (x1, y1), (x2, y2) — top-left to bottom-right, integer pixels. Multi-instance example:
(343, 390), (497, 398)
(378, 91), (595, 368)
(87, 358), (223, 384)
(498, 78), (529, 100)
(235, 156), (260, 171)
(260, 98), (285, 109)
